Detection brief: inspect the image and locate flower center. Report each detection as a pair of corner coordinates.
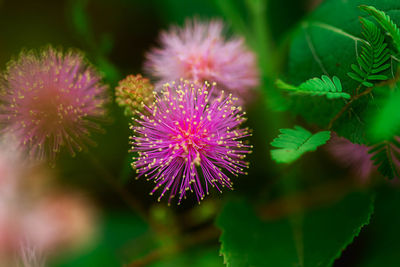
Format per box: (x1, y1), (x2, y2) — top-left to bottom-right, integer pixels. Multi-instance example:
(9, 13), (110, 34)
(184, 54), (214, 80)
(173, 123), (208, 161)
(24, 86), (81, 133)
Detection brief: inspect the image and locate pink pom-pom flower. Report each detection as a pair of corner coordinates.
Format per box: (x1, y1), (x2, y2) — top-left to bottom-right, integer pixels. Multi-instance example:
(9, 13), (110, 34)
(0, 47), (108, 161)
(130, 80), (252, 204)
(145, 19), (259, 103)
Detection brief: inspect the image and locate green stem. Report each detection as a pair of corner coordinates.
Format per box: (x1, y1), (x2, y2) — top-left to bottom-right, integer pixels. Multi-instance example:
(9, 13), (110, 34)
(246, 0), (275, 77)
(214, 0), (248, 38)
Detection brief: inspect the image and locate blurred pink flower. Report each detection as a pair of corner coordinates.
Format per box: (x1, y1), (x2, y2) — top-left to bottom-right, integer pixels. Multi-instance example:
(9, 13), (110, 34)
(21, 193), (96, 253)
(0, 47), (108, 161)
(18, 243), (46, 267)
(0, 139), (96, 264)
(145, 19), (259, 103)
(326, 134), (376, 181)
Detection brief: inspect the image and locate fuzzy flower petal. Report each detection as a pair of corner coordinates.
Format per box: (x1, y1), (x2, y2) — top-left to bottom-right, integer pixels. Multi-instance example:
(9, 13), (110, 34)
(145, 19), (259, 103)
(0, 47), (108, 161)
(130, 80), (251, 204)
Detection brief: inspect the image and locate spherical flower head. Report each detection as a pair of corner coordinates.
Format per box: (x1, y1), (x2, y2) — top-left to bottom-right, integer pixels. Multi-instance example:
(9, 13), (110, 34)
(145, 19), (259, 104)
(0, 47), (108, 161)
(130, 80), (252, 204)
(326, 134), (376, 181)
(115, 74), (155, 116)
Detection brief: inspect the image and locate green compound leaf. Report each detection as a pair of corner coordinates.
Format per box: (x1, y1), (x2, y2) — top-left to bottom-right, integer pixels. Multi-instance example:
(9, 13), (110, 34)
(347, 18), (390, 87)
(360, 5), (400, 53)
(270, 126), (331, 163)
(369, 139), (400, 179)
(286, 0), (400, 144)
(217, 192), (375, 267)
(276, 75), (351, 99)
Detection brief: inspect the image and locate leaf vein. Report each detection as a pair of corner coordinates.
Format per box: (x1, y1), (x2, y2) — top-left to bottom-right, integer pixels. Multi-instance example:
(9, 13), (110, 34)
(302, 22), (330, 75)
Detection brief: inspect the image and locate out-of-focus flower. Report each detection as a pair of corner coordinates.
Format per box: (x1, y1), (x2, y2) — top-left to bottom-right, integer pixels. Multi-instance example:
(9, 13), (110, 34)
(326, 134), (376, 181)
(0, 47), (108, 161)
(18, 243), (46, 267)
(115, 74), (154, 116)
(130, 80), (252, 204)
(145, 19), (259, 103)
(0, 139), (96, 265)
(20, 193), (96, 254)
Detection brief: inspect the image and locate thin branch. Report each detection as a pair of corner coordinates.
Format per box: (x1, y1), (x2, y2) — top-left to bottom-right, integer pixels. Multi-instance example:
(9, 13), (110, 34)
(124, 225), (220, 267)
(328, 65), (400, 130)
(328, 87), (373, 129)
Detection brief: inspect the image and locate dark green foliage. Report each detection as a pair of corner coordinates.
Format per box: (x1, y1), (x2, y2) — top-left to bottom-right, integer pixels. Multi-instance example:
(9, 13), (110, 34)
(287, 0), (400, 144)
(369, 85), (400, 140)
(270, 126), (331, 163)
(53, 213), (151, 266)
(360, 5), (400, 54)
(67, 0), (121, 84)
(356, 188), (400, 267)
(369, 139), (400, 179)
(276, 75), (351, 99)
(217, 193), (374, 267)
(367, 84), (400, 180)
(150, 247), (224, 267)
(347, 18), (390, 87)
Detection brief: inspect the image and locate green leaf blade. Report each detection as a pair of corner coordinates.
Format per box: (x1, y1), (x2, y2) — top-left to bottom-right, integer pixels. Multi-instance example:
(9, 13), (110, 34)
(357, 188), (400, 267)
(276, 76), (350, 100)
(217, 193), (375, 267)
(270, 126), (331, 164)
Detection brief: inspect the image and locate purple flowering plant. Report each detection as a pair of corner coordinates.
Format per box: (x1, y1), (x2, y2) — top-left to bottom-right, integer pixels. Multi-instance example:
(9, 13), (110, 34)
(1, 0), (400, 266)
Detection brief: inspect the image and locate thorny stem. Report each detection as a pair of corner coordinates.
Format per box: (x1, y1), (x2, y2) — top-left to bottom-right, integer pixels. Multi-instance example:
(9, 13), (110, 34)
(328, 70), (400, 130)
(327, 87), (373, 130)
